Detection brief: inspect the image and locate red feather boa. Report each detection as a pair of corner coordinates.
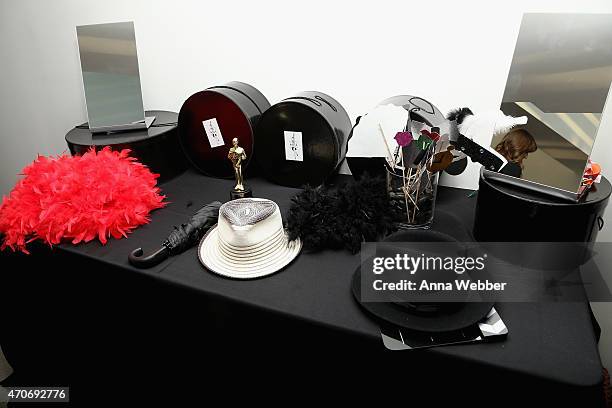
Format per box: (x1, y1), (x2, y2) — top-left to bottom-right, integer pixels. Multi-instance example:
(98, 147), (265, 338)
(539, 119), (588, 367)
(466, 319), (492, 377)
(0, 147), (166, 253)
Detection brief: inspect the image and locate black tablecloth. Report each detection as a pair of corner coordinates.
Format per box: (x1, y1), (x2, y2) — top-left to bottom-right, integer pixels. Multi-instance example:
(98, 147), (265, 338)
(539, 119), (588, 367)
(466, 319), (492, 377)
(0, 169), (606, 405)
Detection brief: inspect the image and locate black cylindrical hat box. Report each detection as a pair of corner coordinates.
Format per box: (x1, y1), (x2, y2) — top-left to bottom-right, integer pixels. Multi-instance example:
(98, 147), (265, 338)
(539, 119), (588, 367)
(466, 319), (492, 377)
(474, 169), (610, 242)
(178, 81), (270, 178)
(254, 91), (352, 187)
(66, 110), (187, 183)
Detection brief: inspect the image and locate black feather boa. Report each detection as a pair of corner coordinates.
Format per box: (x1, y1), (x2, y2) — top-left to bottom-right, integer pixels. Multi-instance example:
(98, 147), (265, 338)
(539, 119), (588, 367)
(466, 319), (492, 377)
(286, 175), (397, 253)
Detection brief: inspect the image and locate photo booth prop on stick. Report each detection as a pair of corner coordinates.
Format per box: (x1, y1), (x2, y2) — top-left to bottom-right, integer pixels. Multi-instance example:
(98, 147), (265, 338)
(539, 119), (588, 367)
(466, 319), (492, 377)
(347, 96), (451, 229)
(347, 96), (531, 229)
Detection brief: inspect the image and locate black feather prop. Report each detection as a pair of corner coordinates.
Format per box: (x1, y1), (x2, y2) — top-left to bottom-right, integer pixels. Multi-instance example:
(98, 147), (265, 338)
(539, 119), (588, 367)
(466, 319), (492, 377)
(286, 175), (397, 253)
(446, 107), (473, 124)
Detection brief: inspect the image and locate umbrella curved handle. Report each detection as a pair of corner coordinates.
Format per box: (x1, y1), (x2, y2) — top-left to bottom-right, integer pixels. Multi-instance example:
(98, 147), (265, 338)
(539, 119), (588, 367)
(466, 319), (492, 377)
(128, 246), (170, 269)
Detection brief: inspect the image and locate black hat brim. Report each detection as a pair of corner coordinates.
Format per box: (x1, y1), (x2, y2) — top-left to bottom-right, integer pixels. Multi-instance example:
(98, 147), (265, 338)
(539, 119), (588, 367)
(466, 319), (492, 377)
(353, 229), (493, 333)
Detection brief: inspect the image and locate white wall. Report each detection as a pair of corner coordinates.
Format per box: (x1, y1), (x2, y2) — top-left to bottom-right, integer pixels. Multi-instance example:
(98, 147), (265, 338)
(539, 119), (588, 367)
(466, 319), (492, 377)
(2, 0), (612, 367)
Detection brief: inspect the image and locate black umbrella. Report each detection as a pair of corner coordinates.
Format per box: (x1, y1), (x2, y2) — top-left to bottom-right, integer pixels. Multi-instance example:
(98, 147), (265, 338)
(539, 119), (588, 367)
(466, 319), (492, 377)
(129, 201), (222, 268)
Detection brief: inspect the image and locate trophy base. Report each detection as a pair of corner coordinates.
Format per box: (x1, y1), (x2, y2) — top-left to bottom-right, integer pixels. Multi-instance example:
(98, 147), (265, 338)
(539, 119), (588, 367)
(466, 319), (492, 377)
(230, 187), (253, 200)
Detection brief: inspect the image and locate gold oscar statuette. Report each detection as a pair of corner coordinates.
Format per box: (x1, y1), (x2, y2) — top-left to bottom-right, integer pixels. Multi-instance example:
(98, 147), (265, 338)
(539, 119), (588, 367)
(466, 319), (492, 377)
(228, 137), (252, 200)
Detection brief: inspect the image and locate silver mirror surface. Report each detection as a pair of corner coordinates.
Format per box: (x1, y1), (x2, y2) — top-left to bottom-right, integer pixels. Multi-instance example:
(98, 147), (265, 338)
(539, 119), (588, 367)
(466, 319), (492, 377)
(490, 13), (612, 199)
(76, 21), (146, 133)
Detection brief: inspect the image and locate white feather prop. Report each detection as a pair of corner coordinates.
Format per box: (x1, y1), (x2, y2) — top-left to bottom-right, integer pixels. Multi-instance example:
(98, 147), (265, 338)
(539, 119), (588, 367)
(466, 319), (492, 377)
(459, 109), (527, 141)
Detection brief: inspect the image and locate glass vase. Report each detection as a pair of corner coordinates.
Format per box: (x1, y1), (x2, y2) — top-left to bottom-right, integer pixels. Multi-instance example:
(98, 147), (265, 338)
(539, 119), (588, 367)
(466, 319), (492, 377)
(386, 166), (439, 229)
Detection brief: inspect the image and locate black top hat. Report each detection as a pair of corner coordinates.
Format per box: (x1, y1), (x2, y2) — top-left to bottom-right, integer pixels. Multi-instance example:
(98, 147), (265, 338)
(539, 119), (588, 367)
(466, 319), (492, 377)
(352, 229), (494, 333)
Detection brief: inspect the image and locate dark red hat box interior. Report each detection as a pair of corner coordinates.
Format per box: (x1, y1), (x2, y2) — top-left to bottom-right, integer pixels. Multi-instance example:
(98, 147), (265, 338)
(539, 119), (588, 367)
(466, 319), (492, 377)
(254, 91), (352, 188)
(178, 81), (270, 178)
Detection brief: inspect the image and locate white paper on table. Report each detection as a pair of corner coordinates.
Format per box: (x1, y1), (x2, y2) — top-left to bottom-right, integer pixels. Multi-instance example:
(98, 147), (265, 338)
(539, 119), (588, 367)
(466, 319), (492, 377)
(347, 104), (408, 158)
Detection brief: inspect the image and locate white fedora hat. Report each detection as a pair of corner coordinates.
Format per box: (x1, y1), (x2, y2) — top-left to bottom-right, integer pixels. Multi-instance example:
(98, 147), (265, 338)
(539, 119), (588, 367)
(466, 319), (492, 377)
(198, 198), (302, 279)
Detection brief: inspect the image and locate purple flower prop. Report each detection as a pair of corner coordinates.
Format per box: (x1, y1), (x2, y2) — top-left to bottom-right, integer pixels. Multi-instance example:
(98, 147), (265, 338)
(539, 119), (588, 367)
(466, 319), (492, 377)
(394, 131), (413, 147)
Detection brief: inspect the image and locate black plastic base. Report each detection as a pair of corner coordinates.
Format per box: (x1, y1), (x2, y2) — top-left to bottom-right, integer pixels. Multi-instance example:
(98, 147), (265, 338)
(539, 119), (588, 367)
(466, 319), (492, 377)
(230, 187), (253, 200)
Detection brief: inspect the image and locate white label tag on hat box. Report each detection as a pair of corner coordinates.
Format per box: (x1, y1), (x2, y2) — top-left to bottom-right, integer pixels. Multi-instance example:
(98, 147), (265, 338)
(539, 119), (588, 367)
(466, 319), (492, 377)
(284, 131), (303, 161)
(202, 118), (225, 148)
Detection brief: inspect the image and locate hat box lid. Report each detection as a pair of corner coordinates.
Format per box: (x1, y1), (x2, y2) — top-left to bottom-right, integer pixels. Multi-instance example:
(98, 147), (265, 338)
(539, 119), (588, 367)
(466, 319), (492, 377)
(178, 81), (270, 178)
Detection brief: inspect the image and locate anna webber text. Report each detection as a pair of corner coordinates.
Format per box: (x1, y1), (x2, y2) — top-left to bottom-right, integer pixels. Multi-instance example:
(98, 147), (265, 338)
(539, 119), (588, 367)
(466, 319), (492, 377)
(373, 279), (508, 292)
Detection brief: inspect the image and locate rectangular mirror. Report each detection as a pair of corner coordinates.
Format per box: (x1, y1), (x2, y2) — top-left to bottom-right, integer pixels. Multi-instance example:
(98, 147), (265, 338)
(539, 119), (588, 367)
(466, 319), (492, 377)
(489, 13), (612, 200)
(76, 21), (147, 133)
